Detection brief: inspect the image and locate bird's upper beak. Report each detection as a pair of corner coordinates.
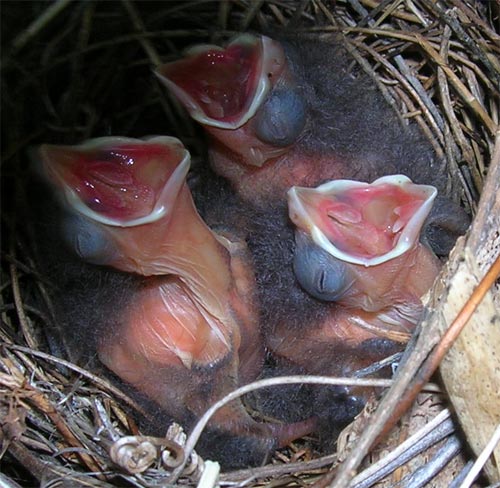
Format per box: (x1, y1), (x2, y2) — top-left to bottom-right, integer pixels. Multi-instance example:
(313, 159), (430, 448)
(288, 175), (437, 267)
(156, 34), (286, 130)
(38, 136), (190, 228)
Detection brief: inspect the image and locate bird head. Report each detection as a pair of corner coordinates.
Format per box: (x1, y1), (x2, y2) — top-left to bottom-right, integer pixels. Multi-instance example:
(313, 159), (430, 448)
(37, 136), (198, 276)
(156, 34), (305, 167)
(288, 175), (438, 310)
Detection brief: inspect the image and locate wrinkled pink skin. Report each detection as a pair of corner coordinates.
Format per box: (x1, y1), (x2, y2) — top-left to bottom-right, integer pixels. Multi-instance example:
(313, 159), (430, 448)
(40, 140), (316, 447)
(99, 239), (315, 444)
(270, 243), (440, 365)
(204, 115), (292, 168)
(269, 242), (440, 407)
(212, 147), (350, 206)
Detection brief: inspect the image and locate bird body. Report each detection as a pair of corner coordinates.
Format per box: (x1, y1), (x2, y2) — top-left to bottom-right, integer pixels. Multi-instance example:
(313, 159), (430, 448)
(264, 176), (441, 407)
(37, 136), (318, 465)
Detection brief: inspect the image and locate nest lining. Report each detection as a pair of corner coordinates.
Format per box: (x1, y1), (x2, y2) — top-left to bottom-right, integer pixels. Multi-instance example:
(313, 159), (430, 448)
(1, 0), (499, 487)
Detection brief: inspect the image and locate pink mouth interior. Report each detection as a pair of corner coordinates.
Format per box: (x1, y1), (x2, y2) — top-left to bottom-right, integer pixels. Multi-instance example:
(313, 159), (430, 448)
(315, 183), (425, 259)
(161, 43), (261, 123)
(59, 143), (181, 221)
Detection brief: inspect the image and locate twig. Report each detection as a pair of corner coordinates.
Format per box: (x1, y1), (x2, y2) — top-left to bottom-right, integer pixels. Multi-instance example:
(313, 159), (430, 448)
(350, 409), (455, 487)
(0, 473), (23, 488)
(6, 440), (116, 487)
(358, 0), (422, 22)
(394, 54), (445, 131)
(6, 0), (73, 56)
(4, 344), (148, 417)
(121, 0), (162, 67)
(437, 25), (477, 199)
(170, 375), (401, 483)
(220, 453), (337, 483)
(457, 423), (500, 488)
(402, 435), (462, 488)
(217, 0), (231, 30)
(449, 0), (500, 44)
(9, 258), (37, 350)
(239, 0), (265, 31)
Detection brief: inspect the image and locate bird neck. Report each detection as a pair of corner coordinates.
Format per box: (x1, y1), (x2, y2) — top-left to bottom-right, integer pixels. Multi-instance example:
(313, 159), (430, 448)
(107, 184), (234, 320)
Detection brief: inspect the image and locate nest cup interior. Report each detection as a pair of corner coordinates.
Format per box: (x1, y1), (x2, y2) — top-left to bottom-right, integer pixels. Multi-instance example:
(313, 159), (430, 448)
(1, 1), (498, 486)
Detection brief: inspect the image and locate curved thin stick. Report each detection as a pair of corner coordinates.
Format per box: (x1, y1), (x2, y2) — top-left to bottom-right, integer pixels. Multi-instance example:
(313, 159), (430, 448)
(170, 375), (399, 482)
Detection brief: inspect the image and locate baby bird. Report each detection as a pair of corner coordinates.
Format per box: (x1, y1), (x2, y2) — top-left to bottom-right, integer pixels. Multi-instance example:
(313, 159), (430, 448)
(37, 136), (314, 467)
(254, 176), (440, 433)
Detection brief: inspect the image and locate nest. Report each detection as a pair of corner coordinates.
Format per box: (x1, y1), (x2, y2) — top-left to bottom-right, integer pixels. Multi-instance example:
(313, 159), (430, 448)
(1, 1), (499, 486)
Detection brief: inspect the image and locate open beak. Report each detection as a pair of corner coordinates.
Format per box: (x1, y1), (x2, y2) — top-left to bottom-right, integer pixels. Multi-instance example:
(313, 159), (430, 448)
(288, 175), (439, 311)
(156, 34), (306, 167)
(156, 34), (285, 129)
(38, 136), (190, 228)
(288, 175), (437, 267)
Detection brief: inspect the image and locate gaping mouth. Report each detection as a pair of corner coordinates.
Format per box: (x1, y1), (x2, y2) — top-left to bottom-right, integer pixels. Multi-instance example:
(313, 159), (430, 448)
(39, 136), (190, 227)
(288, 175), (437, 266)
(156, 34), (286, 129)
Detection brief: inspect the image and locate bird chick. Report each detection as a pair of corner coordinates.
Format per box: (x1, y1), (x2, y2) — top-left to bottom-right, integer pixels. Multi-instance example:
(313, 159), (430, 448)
(37, 136), (315, 467)
(263, 176), (440, 422)
(244, 176), (440, 439)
